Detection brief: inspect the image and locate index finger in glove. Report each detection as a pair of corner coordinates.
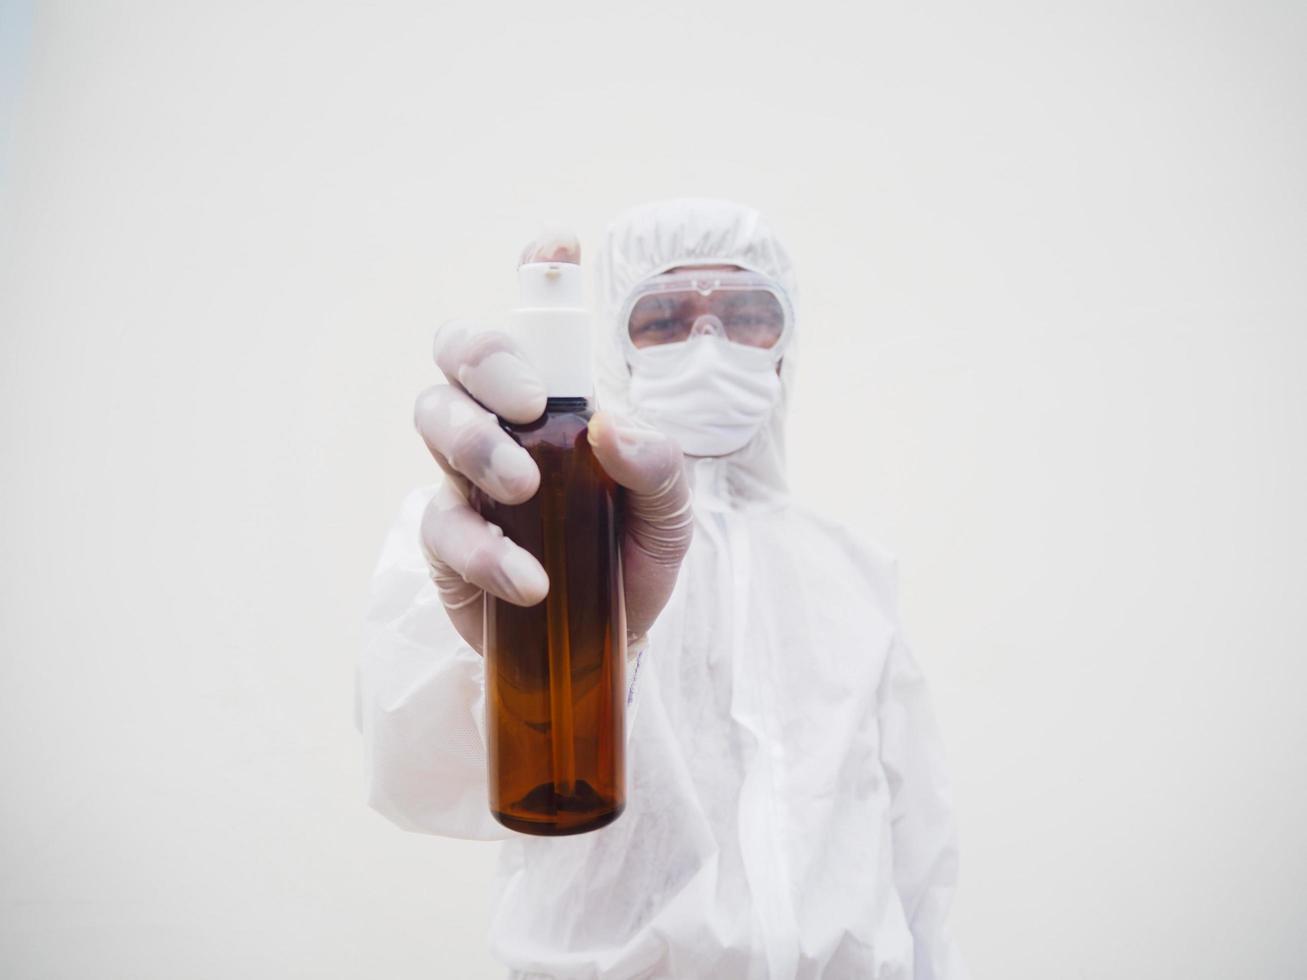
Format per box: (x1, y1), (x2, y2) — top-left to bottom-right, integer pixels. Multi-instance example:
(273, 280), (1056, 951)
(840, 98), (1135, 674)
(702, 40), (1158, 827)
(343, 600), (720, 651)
(432, 319), (546, 424)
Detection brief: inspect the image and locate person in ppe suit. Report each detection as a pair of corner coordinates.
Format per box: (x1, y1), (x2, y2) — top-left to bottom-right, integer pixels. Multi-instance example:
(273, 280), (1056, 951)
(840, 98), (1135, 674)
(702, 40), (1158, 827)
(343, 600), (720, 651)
(357, 198), (969, 979)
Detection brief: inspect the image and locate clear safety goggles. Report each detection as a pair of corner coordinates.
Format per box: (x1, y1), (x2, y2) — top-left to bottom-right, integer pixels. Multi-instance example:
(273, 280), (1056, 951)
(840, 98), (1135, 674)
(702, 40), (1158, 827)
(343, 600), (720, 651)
(620, 269), (794, 363)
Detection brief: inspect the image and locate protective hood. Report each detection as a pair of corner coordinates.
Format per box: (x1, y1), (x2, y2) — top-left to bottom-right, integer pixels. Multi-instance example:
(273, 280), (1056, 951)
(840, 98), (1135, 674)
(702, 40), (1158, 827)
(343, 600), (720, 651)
(594, 198), (798, 512)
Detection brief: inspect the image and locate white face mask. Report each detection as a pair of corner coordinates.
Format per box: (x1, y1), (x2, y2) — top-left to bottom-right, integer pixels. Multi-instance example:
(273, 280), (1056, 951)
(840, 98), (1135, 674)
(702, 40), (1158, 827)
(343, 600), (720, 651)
(628, 336), (782, 457)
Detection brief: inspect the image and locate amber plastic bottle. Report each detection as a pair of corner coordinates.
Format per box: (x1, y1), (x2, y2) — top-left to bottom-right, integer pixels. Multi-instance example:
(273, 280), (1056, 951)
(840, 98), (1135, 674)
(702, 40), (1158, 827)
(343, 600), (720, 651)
(470, 262), (626, 836)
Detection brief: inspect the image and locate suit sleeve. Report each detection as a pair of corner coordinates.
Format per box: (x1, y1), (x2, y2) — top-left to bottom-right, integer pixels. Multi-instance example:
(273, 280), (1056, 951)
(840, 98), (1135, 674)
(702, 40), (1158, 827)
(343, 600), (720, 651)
(356, 484), (510, 840)
(877, 629), (970, 980)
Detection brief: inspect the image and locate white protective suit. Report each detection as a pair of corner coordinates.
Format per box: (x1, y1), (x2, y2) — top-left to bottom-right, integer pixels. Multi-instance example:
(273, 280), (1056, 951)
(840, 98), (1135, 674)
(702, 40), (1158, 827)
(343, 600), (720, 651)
(357, 198), (969, 979)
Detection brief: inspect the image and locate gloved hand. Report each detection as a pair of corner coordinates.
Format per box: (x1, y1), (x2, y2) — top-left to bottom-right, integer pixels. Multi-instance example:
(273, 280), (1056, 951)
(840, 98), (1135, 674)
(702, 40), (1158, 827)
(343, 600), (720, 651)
(414, 232), (694, 655)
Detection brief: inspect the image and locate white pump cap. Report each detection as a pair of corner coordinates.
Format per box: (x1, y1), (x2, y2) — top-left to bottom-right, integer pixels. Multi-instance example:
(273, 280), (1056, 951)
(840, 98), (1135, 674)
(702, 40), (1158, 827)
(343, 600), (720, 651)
(508, 262), (593, 399)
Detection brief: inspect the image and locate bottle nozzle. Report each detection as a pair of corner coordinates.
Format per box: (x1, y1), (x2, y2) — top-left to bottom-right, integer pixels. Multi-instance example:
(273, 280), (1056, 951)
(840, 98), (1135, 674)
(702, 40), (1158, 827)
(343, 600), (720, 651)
(518, 262), (584, 309)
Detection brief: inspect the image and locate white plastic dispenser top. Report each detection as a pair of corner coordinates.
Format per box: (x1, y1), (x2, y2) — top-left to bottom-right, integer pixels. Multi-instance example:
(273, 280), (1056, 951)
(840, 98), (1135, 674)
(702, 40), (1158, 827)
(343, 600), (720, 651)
(508, 262), (593, 399)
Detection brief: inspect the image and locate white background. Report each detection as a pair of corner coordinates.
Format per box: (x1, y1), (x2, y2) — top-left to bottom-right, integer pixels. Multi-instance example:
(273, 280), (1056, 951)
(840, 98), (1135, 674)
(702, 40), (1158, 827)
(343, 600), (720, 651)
(2, 1), (1305, 977)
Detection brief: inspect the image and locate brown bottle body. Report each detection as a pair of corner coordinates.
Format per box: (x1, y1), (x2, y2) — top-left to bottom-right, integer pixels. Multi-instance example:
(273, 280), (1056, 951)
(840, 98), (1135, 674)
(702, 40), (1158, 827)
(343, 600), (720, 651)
(470, 398), (626, 836)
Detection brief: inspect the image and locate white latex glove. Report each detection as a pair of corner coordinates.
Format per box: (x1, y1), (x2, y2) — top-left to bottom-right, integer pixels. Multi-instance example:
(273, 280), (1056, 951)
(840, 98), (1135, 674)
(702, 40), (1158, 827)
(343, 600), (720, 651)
(413, 233), (694, 655)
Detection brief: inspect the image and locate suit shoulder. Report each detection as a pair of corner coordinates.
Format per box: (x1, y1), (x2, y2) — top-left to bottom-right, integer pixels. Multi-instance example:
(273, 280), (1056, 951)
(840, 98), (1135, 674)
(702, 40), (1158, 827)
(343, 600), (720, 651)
(780, 501), (902, 610)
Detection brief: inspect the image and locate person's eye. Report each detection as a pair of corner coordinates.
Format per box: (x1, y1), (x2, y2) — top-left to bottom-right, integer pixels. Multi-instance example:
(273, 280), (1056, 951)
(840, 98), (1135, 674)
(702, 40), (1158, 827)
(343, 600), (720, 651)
(634, 318), (680, 338)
